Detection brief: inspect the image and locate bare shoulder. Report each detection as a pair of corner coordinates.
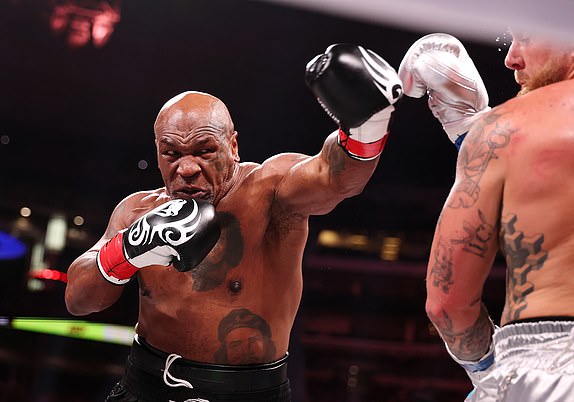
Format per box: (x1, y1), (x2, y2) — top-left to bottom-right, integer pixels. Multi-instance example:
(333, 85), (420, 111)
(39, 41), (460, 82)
(497, 80), (574, 117)
(115, 188), (166, 211)
(462, 104), (518, 154)
(258, 153), (309, 175)
(108, 188), (169, 230)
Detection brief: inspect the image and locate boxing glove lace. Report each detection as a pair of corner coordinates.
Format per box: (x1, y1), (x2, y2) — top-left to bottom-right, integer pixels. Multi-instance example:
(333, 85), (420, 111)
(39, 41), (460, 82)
(306, 43), (403, 160)
(97, 199), (220, 285)
(398, 33), (490, 150)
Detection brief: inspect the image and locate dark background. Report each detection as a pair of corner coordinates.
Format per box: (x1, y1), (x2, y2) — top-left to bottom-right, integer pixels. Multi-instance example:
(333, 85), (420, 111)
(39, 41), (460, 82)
(0, 1), (516, 401)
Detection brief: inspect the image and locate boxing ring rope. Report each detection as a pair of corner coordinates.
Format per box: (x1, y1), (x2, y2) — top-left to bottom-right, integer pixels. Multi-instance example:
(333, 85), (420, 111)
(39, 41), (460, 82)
(0, 316), (134, 346)
(257, 0), (574, 45)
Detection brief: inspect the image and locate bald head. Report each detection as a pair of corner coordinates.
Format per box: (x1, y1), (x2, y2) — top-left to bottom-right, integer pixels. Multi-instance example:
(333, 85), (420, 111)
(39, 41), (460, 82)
(154, 91), (235, 139)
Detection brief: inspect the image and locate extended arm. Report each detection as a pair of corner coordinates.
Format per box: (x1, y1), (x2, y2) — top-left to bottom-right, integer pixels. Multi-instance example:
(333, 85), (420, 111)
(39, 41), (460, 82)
(275, 44), (403, 215)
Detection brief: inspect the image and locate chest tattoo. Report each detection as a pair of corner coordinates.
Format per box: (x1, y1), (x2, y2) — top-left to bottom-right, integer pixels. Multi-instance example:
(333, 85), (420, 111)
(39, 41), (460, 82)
(191, 212), (244, 291)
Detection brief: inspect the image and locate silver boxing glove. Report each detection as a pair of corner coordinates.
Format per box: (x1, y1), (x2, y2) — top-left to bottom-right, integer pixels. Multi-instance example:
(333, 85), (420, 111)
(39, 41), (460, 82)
(398, 33), (490, 149)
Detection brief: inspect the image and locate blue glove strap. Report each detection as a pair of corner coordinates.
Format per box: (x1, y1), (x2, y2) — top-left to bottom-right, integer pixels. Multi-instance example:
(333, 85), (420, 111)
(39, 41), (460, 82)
(454, 133), (467, 151)
(460, 348), (495, 373)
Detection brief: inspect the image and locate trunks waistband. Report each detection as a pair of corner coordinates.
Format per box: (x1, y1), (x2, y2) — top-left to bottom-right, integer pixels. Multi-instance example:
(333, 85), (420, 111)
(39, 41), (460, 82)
(494, 320), (574, 351)
(128, 335), (289, 393)
(505, 316), (574, 326)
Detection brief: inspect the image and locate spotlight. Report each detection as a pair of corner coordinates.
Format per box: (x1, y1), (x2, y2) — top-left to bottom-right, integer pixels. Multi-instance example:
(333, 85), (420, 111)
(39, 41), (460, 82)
(49, 0), (121, 48)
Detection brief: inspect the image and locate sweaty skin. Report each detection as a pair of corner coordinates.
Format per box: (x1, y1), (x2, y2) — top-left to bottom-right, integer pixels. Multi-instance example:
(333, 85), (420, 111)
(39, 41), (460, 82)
(65, 91), (379, 364)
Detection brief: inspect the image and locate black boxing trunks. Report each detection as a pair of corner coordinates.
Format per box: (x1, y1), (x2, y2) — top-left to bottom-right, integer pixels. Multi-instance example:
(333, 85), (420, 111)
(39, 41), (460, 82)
(105, 335), (291, 402)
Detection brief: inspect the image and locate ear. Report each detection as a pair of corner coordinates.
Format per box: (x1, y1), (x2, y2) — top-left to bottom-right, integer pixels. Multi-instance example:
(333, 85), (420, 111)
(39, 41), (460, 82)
(231, 131), (240, 162)
(567, 52), (574, 79)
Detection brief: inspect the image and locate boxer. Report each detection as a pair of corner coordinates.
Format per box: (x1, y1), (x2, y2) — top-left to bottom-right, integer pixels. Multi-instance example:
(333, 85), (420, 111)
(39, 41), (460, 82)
(65, 43), (402, 402)
(401, 31), (574, 401)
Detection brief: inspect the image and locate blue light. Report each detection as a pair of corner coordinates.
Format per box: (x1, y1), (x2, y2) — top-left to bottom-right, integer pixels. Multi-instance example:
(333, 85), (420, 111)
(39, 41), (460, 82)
(0, 231), (27, 260)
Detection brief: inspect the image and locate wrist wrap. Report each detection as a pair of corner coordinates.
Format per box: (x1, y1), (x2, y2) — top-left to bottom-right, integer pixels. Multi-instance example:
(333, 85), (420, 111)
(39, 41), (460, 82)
(338, 129), (389, 161)
(96, 232), (138, 285)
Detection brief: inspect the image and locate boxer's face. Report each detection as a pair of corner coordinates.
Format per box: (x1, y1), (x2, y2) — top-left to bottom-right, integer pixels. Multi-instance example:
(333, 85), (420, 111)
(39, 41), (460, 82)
(154, 96), (238, 203)
(504, 30), (572, 95)
(222, 326), (266, 364)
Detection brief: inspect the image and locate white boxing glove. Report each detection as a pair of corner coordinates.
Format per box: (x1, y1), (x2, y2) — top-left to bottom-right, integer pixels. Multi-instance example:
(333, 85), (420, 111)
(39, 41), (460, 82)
(398, 33), (490, 149)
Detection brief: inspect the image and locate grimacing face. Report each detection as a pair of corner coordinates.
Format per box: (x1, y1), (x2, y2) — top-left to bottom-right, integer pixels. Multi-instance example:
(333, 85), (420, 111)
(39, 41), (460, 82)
(154, 93), (238, 203)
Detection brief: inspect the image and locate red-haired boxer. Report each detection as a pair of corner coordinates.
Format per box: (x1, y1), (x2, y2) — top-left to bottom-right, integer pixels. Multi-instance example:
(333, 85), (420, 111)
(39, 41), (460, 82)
(400, 32), (574, 401)
(65, 43), (402, 402)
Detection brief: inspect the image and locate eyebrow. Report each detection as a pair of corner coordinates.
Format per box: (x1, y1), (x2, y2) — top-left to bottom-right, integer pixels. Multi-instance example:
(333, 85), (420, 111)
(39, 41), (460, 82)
(158, 137), (174, 145)
(158, 136), (217, 146)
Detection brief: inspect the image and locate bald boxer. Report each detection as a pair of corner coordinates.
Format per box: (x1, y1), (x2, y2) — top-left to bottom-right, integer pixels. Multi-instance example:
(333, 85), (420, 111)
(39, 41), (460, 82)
(400, 32), (574, 401)
(65, 44), (402, 402)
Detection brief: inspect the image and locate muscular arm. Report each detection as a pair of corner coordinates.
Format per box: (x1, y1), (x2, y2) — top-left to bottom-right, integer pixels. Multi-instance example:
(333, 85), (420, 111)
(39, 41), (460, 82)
(273, 131), (379, 217)
(272, 43), (400, 216)
(65, 195), (139, 315)
(426, 110), (512, 360)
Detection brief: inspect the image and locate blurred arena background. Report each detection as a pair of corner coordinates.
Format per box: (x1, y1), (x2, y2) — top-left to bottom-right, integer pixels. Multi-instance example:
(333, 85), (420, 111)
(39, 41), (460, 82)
(0, 0), (565, 400)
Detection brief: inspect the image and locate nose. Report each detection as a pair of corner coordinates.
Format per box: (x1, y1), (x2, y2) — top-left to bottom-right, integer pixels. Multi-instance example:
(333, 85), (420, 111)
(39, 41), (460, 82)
(504, 42), (524, 71)
(176, 156), (201, 177)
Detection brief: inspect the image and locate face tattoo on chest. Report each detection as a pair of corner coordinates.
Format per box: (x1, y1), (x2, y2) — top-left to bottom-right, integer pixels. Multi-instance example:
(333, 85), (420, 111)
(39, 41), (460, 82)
(191, 211), (244, 291)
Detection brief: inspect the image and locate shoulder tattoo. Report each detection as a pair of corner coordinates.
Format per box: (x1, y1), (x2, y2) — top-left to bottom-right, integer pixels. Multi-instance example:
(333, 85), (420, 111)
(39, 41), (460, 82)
(448, 112), (515, 209)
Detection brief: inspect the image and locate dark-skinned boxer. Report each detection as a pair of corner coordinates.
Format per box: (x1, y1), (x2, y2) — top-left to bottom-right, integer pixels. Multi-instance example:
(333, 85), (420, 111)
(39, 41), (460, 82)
(65, 43), (402, 402)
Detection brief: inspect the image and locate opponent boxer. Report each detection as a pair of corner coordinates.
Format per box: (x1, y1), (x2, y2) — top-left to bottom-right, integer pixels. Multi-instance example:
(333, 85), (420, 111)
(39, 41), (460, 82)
(65, 43), (402, 402)
(400, 32), (574, 401)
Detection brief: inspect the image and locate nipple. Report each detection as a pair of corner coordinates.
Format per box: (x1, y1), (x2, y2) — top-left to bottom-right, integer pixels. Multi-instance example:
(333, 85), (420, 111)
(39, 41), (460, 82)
(229, 280), (242, 293)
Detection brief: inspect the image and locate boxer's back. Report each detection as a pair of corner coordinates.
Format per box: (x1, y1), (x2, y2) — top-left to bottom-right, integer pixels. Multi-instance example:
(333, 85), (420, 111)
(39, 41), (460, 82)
(498, 79), (574, 324)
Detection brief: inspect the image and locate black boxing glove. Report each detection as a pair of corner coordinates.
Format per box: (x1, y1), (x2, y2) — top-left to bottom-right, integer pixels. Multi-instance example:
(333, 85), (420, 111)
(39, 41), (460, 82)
(306, 44), (403, 160)
(97, 199), (220, 285)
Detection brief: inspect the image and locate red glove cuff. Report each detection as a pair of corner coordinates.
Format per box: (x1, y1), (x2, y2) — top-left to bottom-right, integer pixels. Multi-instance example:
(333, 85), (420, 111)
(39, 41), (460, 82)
(338, 128), (389, 160)
(96, 232), (138, 285)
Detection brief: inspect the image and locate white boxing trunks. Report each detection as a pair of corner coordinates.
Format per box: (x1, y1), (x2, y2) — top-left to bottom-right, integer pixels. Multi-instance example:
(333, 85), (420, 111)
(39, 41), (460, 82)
(466, 320), (574, 402)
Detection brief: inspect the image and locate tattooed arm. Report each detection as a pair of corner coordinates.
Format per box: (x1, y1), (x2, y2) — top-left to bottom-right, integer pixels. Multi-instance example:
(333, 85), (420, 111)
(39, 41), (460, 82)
(426, 110), (512, 361)
(272, 132), (379, 217)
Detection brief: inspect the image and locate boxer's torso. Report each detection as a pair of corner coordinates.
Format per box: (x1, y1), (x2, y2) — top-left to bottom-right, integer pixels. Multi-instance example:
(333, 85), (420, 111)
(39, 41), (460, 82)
(496, 80), (574, 325)
(126, 161), (306, 364)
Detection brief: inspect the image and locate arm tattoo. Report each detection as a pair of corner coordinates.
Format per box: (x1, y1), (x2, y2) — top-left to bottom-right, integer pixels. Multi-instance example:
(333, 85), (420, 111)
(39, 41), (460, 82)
(430, 236), (454, 293)
(448, 113), (515, 209)
(327, 138), (347, 177)
(431, 209), (496, 294)
(191, 212), (243, 291)
(452, 209), (497, 258)
(429, 302), (493, 361)
(500, 214), (548, 322)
